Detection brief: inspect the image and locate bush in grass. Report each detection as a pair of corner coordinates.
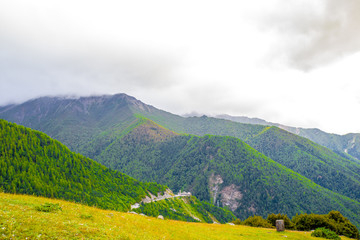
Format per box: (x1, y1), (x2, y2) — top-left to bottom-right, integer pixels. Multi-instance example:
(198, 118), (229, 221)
(311, 228), (340, 240)
(80, 213), (93, 219)
(35, 203), (62, 212)
(292, 211), (359, 239)
(267, 213), (295, 229)
(327, 211), (359, 240)
(292, 213), (337, 232)
(231, 219), (242, 225)
(242, 216), (274, 228)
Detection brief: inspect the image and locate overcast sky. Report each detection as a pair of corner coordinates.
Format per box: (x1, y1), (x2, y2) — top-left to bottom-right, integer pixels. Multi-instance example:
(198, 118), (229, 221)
(1, 0), (360, 134)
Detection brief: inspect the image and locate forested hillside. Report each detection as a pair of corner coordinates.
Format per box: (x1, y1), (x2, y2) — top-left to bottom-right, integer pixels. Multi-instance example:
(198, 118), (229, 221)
(0, 119), (166, 211)
(94, 118), (360, 227)
(0, 119), (235, 223)
(215, 114), (360, 162)
(246, 126), (360, 201)
(2, 94), (359, 202)
(1, 94), (360, 227)
(135, 113), (360, 201)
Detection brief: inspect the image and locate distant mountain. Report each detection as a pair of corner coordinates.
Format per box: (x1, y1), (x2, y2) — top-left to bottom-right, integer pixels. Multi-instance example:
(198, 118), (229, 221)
(215, 114), (360, 162)
(135, 111), (360, 202)
(1, 94), (360, 226)
(93, 117), (360, 226)
(1, 94), (360, 200)
(0, 94), (141, 154)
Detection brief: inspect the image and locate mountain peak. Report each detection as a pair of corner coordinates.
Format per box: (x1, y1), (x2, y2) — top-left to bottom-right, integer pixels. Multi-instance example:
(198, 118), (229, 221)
(125, 118), (178, 143)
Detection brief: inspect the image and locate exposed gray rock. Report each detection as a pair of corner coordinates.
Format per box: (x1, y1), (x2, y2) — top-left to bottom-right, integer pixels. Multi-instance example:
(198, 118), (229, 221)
(220, 184), (243, 212)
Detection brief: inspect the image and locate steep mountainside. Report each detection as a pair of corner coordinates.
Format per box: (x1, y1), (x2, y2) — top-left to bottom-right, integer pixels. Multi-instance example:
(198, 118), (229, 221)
(134, 114), (360, 202)
(245, 126), (360, 201)
(215, 114), (360, 162)
(0, 119), (166, 211)
(0, 119), (234, 223)
(94, 118), (360, 227)
(0, 95), (139, 155)
(1, 94), (360, 211)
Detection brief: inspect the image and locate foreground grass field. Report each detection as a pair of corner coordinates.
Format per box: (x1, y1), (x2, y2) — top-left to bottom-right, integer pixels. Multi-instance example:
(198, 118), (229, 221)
(0, 193), (353, 240)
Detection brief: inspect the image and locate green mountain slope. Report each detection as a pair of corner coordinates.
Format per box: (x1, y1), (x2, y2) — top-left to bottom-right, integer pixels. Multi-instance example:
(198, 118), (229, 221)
(0, 119), (166, 211)
(215, 114), (360, 162)
(245, 126), (360, 201)
(94, 118), (360, 228)
(135, 115), (360, 201)
(0, 95), (138, 155)
(0, 118), (233, 223)
(1, 94), (360, 212)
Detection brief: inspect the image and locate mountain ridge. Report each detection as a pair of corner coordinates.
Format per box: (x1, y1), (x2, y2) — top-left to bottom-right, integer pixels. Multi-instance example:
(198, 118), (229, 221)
(0, 118), (233, 223)
(214, 114), (360, 162)
(93, 117), (360, 227)
(1, 93), (360, 201)
(1, 93), (360, 227)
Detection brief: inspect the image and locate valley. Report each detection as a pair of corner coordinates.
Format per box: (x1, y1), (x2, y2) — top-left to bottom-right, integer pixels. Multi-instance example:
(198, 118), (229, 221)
(1, 93), (360, 237)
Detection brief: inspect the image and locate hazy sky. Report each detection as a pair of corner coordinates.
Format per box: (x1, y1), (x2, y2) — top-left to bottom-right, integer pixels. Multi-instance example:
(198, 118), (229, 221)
(1, 0), (360, 134)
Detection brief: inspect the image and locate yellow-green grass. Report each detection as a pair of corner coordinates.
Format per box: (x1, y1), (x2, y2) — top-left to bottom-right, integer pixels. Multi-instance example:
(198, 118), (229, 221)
(0, 193), (352, 240)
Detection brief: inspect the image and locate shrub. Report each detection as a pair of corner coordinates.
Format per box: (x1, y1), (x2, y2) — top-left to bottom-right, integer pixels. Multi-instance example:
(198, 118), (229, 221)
(35, 203), (62, 212)
(80, 213), (93, 219)
(327, 211), (347, 223)
(342, 222), (360, 240)
(292, 213), (337, 232)
(242, 216), (273, 228)
(231, 219), (242, 225)
(327, 211), (359, 239)
(311, 228), (340, 240)
(267, 213), (295, 229)
(292, 211), (359, 240)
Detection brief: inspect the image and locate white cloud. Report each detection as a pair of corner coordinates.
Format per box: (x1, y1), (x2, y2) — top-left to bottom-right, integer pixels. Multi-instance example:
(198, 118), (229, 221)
(0, 1), (360, 134)
(262, 0), (360, 70)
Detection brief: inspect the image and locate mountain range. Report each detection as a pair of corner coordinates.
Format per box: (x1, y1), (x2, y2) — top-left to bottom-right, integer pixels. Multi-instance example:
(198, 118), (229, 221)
(0, 118), (234, 223)
(1, 93), (360, 227)
(214, 114), (360, 162)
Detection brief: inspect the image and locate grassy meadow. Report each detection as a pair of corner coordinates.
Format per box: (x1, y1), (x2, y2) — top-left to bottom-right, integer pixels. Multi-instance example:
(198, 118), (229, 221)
(0, 193), (353, 240)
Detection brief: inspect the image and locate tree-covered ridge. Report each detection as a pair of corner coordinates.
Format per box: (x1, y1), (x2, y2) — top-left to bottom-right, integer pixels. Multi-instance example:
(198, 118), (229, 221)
(133, 196), (235, 223)
(214, 114), (360, 163)
(138, 113), (360, 201)
(0, 119), (167, 212)
(245, 126), (360, 201)
(1, 94), (360, 227)
(94, 119), (360, 228)
(2, 94), (359, 202)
